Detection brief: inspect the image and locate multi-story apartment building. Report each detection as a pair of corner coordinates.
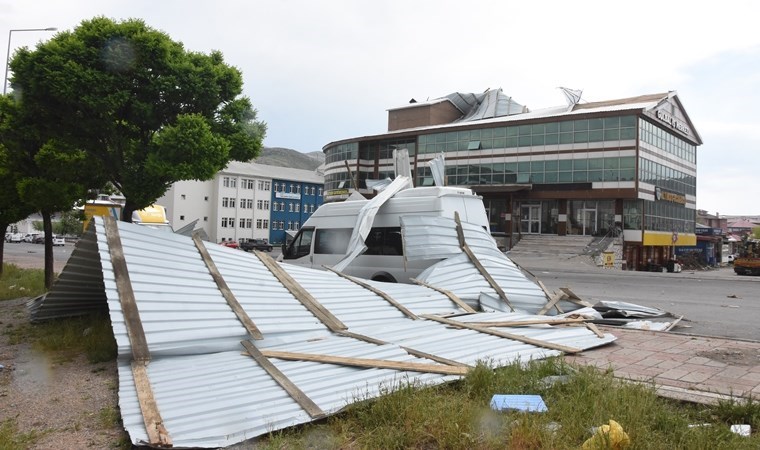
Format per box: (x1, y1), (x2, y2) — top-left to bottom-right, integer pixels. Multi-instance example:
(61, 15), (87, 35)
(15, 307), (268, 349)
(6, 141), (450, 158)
(321, 89), (702, 270)
(158, 161), (323, 244)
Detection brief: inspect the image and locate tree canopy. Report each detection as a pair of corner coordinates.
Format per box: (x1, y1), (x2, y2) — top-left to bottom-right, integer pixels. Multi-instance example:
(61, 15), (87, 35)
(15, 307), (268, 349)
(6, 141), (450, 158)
(10, 17), (266, 220)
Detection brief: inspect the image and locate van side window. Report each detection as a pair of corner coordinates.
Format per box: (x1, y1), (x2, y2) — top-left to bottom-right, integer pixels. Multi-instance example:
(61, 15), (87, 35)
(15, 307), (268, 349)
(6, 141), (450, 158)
(315, 228), (352, 254)
(284, 227), (314, 259)
(364, 227), (403, 256)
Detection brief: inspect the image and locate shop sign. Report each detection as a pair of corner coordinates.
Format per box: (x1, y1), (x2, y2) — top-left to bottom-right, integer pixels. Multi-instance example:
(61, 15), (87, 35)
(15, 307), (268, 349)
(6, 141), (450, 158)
(654, 186), (686, 205)
(656, 109), (690, 135)
(325, 189), (349, 197)
(276, 192), (301, 200)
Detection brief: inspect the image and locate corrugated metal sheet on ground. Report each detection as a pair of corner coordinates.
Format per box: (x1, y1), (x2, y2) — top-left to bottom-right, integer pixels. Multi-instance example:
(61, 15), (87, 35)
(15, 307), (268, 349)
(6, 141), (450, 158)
(31, 217), (615, 448)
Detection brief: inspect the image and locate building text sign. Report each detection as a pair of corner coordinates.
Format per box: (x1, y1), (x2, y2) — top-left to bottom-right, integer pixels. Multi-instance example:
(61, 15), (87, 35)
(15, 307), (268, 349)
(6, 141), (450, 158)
(654, 186), (686, 205)
(656, 109), (689, 135)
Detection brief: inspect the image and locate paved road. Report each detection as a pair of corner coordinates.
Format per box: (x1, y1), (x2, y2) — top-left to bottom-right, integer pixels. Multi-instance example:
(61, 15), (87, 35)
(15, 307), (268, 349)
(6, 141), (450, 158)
(5, 240), (759, 341)
(510, 253), (760, 342)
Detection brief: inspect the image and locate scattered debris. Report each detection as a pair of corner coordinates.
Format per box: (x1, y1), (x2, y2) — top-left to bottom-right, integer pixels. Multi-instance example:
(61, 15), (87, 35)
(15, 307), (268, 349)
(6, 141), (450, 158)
(490, 394), (547, 412)
(730, 424), (751, 436)
(583, 419), (630, 449)
(727, 294), (741, 299)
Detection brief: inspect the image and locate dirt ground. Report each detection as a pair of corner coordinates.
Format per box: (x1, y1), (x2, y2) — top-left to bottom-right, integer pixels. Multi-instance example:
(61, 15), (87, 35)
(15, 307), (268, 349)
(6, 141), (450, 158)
(0, 297), (126, 449)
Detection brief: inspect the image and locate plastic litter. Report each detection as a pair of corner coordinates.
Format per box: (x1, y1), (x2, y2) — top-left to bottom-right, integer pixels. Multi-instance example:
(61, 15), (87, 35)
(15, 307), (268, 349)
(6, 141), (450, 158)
(730, 424), (751, 436)
(489, 394), (547, 412)
(582, 419), (630, 449)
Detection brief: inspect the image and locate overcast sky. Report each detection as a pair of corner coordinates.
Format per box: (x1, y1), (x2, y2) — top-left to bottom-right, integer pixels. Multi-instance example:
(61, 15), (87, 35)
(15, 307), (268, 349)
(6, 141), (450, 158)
(3, 1), (759, 216)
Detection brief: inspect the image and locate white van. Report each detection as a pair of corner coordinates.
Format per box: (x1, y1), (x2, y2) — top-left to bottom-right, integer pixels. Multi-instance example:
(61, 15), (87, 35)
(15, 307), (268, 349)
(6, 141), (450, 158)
(281, 186), (489, 282)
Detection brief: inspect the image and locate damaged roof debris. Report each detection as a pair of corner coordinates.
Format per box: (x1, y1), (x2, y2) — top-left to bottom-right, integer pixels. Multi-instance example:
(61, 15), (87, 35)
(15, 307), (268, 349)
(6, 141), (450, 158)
(29, 215), (624, 448)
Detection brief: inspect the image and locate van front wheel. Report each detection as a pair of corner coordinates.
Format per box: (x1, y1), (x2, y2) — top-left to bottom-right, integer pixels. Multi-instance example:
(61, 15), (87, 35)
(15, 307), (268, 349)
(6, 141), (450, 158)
(371, 273), (397, 283)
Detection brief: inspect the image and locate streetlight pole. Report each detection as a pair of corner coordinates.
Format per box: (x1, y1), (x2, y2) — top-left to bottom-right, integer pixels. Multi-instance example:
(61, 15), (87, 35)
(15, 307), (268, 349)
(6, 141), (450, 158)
(4, 27), (57, 95)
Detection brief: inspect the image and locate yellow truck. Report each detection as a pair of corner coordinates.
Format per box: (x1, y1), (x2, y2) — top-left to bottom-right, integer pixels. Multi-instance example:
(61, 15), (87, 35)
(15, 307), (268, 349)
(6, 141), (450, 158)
(84, 201), (172, 232)
(734, 239), (760, 276)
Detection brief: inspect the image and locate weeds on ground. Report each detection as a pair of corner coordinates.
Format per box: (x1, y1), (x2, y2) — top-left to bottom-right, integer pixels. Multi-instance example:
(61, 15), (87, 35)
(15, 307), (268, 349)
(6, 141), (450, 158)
(253, 358), (760, 449)
(0, 419), (40, 450)
(0, 263), (46, 301)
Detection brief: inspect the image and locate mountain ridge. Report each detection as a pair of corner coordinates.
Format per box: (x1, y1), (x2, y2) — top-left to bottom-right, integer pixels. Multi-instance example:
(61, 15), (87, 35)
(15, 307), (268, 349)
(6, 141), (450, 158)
(253, 147), (325, 171)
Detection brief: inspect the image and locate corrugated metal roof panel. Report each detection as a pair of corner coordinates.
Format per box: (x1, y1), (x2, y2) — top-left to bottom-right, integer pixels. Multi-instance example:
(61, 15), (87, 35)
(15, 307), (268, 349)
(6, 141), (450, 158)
(31, 217), (615, 448)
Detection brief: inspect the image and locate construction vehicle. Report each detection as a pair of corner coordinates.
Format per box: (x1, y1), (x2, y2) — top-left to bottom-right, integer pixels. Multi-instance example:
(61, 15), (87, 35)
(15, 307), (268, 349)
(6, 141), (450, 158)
(83, 201), (172, 232)
(734, 237), (760, 276)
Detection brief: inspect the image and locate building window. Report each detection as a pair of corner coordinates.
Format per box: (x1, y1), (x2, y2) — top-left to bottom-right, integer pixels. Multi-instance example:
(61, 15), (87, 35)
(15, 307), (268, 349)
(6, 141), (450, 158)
(242, 178), (255, 189)
(318, 188), (323, 196)
(258, 180), (271, 190)
(274, 182), (283, 192)
(204, 196), (209, 201)
(180, 215), (185, 220)
(223, 177), (231, 188)
(229, 198), (236, 208)
(240, 218), (245, 228)
(221, 217), (229, 228)
(257, 200), (270, 210)
(263, 219), (269, 229)
(288, 203), (294, 212)
(181, 194), (186, 200)
(256, 219), (262, 229)
(246, 218), (252, 228)
(295, 203), (300, 213)
(203, 216), (208, 222)
(222, 197), (230, 207)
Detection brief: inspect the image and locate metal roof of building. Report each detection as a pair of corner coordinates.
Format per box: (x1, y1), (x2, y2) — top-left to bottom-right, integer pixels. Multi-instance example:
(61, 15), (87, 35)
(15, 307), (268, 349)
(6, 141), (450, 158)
(30, 217), (615, 448)
(223, 160), (324, 184)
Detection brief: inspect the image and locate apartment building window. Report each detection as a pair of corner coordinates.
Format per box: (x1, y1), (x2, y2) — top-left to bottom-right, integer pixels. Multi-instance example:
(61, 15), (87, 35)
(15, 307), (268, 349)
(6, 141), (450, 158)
(263, 200), (269, 210)
(239, 218), (245, 228)
(203, 216), (208, 222)
(246, 218), (252, 228)
(257, 200), (270, 210)
(222, 197), (229, 207)
(242, 178), (255, 189)
(223, 177), (231, 188)
(204, 196), (209, 201)
(294, 203), (300, 213)
(181, 194), (186, 200)
(274, 182), (283, 192)
(256, 219), (262, 229)
(180, 215), (185, 220)
(258, 180), (271, 190)
(229, 198), (236, 208)
(288, 203), (294, 212)
(318, 188), (323, 196)
(240, 198), (253, 209)
(221, 217), (229, 228)
(263, 219), (269, 229)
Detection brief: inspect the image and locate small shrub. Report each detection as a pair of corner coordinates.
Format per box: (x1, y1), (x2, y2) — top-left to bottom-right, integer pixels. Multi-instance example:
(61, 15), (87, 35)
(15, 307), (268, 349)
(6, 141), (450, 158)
(0, 264), (46, 301)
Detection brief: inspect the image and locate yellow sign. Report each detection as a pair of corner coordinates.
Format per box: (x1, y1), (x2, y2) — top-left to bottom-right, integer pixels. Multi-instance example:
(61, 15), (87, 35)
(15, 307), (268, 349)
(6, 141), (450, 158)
(643, 231), (696, 246)
(603, 252), (615, 268)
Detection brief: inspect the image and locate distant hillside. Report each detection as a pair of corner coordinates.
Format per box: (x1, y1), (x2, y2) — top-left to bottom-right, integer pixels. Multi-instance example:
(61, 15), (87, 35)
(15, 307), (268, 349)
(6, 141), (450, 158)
(253, 147), (325, 171)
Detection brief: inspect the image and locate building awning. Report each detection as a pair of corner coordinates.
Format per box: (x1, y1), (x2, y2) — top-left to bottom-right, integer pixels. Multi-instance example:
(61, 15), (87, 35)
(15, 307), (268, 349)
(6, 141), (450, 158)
(470, 184), (533, 194)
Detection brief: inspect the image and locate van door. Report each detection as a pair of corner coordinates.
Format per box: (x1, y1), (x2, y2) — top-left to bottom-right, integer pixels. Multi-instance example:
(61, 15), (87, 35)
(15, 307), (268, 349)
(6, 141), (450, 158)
(282, 227), (315, 267)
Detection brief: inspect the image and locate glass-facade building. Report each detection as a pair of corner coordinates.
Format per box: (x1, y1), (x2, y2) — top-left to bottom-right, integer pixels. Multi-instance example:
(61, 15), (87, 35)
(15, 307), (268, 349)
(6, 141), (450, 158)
(322, 90), (701, 270)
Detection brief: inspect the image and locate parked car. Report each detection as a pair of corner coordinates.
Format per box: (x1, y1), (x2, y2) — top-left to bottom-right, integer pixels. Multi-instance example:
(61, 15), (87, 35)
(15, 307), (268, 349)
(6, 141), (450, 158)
(52, 235), (66, 246)
(221, 241), (239, 249)
(240, 239), (273, 252)
(6, 233), (23, 243)
(33, 235), (45, 244)
(23, 233), (41, 243)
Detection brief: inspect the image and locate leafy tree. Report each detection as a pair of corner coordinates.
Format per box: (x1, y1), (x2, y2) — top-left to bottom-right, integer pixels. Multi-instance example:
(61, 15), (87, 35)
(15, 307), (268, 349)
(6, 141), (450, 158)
(55, 210), (85, 237)
(10, 17), (266, 221)
(0, 94), (97, 287)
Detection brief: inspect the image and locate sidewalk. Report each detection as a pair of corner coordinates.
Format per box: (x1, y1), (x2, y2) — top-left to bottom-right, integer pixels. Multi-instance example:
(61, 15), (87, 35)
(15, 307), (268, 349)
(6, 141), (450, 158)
(565, 326), (760, 405)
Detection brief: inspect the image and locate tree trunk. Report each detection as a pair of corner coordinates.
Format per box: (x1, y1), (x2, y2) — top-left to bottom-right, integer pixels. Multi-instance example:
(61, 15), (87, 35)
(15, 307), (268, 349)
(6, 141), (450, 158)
(0, 223), (7, 277)
(42, 211), (54, 289)
(122, 200), (136, 223)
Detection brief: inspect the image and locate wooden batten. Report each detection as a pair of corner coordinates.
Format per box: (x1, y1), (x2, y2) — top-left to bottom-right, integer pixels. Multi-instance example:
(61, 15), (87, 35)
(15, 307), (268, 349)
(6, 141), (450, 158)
(241, 341), (326, 419)
(410, 278), (476, 313)
(193, 234), (263, 340)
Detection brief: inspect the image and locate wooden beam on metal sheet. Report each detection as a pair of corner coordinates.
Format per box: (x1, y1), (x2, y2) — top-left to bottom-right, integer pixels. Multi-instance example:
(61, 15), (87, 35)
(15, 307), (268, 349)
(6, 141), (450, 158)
(559, 287), (594, 308)
(103, 216), (150, 363)
(334, 331), (470, 368)
(665, 315), (684, 332)
(241, 340), (326, 419)
(192, 234), (263, 340)
(324, 266), (418, 320)
(537, 293), (565, 316)
(585, 322), (605, 338)
(410, 278), (476, 313)
(420, 314), (582, 354)
(256, 252), (347, 332)
(535, 280), (565, 314)
(454, 213), (514, 312)
(465, 318), (589, 327)
(131, 362), (173, 447)
(260, 349), (470, 376)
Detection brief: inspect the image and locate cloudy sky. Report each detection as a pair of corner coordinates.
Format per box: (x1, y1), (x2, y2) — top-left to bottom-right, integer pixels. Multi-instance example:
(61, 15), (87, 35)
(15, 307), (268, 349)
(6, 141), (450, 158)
(3, 1), (759, 215)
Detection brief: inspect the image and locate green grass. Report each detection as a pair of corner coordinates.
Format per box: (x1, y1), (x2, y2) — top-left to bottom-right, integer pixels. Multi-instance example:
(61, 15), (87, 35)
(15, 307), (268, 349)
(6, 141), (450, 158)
(252, 358), (760, 449)
(0, 263), (46, 300)
(0, 419), (40, 450)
